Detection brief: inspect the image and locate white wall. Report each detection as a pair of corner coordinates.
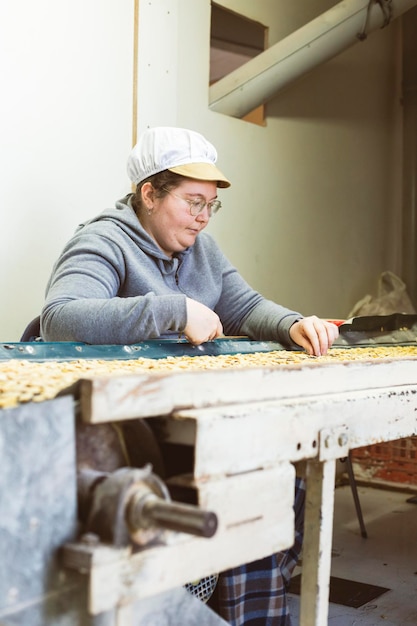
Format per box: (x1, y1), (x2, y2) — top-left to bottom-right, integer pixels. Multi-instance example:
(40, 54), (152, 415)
(0, 0), (403, 339)
(136, 0), (403, 319)
(0, 0), (134, 340)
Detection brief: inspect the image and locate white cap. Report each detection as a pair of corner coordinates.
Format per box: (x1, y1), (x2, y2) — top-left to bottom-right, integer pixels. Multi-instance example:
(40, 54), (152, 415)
(127, 127), (231, 188)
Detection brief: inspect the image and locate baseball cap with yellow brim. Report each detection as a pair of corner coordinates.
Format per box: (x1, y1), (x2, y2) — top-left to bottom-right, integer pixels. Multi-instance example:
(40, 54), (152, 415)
(127, 127), (231, 188)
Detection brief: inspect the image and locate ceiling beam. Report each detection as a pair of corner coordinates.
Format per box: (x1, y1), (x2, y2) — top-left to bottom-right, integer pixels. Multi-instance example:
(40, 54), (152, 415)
(209, 0), (417, 118)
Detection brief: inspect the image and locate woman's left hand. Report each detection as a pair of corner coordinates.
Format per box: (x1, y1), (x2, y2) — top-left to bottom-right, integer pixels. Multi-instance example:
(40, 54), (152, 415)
(289, 316), (339, 356)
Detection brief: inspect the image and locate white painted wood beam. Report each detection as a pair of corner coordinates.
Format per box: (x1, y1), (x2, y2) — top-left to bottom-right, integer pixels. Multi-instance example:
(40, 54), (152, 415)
(209, 0), (417, 118)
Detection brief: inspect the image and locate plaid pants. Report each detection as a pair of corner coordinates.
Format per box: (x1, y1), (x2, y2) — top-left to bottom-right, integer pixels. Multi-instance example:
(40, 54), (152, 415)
(216, 476), (305, 626)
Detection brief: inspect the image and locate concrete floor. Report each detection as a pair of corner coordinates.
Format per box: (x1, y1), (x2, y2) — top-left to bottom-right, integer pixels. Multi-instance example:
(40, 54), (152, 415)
(288, 483), (417, 625)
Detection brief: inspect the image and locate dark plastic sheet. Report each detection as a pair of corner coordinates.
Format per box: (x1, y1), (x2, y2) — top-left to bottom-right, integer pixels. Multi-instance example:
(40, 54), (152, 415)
(335, 313), (417, 347)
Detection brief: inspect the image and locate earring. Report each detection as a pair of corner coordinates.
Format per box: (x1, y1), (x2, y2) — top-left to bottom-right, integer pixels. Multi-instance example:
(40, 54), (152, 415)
(147, 206), (154, 216)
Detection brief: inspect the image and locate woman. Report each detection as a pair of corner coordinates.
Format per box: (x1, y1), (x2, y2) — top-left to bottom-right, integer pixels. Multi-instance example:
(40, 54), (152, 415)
(41, 126), (338, 624)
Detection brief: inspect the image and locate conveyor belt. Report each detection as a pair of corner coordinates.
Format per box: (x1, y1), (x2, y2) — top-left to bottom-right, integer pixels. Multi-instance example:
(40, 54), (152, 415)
(0, 338), (288, 362)
(2, 314), (416, 362)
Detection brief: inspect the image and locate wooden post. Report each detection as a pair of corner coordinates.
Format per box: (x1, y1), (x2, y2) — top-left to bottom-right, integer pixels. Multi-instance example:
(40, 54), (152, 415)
(299, 458), (336, 626)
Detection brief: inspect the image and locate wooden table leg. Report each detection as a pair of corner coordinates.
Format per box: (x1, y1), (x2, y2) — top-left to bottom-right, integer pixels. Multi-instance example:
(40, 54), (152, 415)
(299, 458), (336, 626)
(116, 603), (133, 626)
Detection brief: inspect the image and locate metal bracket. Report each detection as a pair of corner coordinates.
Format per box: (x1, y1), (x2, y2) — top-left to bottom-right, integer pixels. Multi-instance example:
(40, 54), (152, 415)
(378, 0), (394, 28)
(319, 426), (349, 461)
(357, 0), (393, 41)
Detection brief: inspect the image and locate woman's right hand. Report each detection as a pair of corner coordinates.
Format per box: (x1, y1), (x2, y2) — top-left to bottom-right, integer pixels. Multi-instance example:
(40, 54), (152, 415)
(184, 298), (223, 345)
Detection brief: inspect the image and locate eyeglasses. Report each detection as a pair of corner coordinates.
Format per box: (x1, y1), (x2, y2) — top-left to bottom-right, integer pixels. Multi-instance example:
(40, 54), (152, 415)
(162, 188), (222, 217)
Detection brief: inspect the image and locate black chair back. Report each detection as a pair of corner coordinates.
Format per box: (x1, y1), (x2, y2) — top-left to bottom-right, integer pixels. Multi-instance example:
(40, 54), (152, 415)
(20, 316), (41, 342)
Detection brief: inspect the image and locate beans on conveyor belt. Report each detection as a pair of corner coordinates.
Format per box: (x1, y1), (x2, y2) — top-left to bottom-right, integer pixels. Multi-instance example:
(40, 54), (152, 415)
(1, 346), (417, 410)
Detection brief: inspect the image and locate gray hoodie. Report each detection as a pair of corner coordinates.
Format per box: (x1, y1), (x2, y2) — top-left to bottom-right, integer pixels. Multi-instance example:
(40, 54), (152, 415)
(41, 194), (302, 345)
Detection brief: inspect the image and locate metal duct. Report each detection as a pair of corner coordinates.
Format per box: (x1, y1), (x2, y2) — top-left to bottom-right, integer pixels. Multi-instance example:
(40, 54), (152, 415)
(401, 6), (417, 308)
(209, 0), (417, 118)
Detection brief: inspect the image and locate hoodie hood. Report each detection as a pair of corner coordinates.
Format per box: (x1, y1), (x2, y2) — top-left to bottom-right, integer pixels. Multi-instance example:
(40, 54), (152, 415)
(76, 193), (191, 276)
